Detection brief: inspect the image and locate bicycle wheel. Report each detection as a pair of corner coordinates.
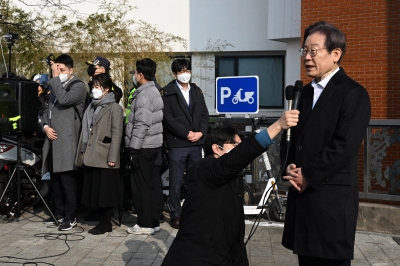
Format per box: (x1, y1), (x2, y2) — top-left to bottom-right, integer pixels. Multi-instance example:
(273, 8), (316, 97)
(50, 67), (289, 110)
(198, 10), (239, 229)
(243, 181), (254, 205)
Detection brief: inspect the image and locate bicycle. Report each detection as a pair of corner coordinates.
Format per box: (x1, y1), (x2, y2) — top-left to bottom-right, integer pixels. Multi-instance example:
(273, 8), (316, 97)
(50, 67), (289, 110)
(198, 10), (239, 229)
(243, 116), (286, 222)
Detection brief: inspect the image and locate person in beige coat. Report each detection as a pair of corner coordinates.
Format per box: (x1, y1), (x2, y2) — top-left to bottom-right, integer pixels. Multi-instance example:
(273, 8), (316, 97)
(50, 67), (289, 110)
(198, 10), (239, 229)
(75, 73), (123, 234)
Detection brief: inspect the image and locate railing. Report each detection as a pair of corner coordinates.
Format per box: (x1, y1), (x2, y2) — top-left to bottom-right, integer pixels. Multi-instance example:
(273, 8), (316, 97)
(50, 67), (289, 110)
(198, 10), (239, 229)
(361, 120), (400, 201)
(209, 117), (400, 202)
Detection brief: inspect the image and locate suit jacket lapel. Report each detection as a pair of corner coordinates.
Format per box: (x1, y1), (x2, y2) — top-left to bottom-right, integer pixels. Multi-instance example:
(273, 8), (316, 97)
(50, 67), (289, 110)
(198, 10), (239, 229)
(300, 84), (314, 123)
(92, 104), (110, 126)
(174, 83), (193, 125)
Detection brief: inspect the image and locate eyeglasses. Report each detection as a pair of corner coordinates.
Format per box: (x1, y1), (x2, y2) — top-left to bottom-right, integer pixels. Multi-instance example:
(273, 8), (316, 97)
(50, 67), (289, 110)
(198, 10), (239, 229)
(299, 47), (328, 57)
(217, 142), (239, 153)
(217, 145), (232, 153)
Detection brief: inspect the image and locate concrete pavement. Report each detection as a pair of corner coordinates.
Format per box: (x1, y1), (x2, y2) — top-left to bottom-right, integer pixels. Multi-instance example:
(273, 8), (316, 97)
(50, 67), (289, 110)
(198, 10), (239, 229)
(0, 206), (399, 266)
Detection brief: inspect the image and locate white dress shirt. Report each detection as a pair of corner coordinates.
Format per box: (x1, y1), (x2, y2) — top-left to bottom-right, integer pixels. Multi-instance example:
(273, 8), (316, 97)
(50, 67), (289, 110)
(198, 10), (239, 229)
(311, 67), (340, 109)
(176, 80), (191, 106)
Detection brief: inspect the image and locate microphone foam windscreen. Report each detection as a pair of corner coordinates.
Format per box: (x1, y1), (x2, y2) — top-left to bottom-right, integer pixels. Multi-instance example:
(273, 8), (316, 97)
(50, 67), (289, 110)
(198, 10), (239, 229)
(294, 80), (303, 90)
(285, 85), (294, 100)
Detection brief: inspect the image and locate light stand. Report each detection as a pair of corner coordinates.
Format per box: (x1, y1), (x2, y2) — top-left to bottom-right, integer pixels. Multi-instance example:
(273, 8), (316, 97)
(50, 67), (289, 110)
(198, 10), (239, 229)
(2, 32), (18, 78)
(0, 133), (59, 225)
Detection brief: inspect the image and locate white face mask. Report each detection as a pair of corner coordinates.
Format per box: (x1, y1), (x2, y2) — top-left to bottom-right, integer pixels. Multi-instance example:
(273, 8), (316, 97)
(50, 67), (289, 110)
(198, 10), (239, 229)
(59, 73), (69, 83)
(177, 73), (191, 84)
(91, 88), (103, 100)
(132, 75), (138, 86)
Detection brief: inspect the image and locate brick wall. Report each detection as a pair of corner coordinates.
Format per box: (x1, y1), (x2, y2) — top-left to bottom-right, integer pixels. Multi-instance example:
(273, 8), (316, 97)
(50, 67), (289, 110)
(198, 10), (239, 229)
(301, 0), (400, 205)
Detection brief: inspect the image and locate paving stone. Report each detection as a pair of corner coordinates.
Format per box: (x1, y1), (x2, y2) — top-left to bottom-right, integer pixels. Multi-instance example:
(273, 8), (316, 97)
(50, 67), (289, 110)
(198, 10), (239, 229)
(127, 252), (157, 266)
(1, 206), (400, 265)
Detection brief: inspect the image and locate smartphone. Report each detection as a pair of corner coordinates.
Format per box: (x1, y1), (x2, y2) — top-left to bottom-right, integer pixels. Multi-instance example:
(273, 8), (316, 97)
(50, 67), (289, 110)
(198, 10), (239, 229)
(45, 53), (55, 66)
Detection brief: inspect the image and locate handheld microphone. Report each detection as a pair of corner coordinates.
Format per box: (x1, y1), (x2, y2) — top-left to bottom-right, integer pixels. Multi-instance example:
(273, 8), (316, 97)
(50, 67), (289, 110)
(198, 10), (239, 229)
(285, 85), (294, 143)
(287, 81), (303, 144)
(285, 85), (294, 111)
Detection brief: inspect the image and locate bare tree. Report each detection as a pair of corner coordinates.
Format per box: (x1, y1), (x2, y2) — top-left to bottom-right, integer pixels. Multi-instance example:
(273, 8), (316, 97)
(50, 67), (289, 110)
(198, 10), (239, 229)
(62, 0), (187, 105)
(1, 0), (187, 105)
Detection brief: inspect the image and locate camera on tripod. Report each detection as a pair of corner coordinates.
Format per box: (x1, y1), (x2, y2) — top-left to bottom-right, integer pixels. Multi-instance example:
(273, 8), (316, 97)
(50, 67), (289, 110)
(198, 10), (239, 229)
(2, 33), (18, 42)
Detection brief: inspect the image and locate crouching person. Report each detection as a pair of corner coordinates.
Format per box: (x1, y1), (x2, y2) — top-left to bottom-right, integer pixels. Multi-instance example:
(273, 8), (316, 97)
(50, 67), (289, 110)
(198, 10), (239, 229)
(162, 110), (299, 266)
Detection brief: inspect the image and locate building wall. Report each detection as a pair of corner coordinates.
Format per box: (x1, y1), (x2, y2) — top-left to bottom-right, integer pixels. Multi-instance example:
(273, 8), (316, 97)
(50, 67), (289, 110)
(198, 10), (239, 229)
(130, 0), (301, 115)
(301, 0), (400, 119)
(302, 0), (400, 204)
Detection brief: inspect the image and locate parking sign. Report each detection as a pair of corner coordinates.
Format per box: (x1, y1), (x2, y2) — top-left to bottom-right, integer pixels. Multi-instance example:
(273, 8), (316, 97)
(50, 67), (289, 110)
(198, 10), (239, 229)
(215, 76), (259, 114)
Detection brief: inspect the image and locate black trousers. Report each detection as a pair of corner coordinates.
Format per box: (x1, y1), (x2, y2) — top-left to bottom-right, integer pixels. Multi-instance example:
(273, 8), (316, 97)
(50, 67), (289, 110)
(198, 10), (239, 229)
(298, 255), (351, 266)
(131, 147), (160, 228)
(51, 171), (77, 220)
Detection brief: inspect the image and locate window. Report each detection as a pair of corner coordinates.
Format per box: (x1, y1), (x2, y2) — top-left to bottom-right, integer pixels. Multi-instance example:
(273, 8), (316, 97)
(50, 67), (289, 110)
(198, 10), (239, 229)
(216, 56), (284, 108)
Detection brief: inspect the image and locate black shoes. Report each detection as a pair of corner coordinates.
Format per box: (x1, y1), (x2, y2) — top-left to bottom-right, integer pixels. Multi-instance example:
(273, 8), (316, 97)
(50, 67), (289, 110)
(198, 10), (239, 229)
(170, 217), (180, 229)
(58, 218), (77, 231)
(88, 227), (112, 235)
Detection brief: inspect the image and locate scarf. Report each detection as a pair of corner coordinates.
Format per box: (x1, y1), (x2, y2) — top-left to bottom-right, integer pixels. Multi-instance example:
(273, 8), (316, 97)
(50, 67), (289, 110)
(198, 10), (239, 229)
(80, 92), (116, 153)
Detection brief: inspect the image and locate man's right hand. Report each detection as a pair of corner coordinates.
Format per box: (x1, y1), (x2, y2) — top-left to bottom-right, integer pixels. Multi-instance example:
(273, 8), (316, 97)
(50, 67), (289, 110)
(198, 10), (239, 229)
(44, 126), (57, 140)
(187, 131), (195, 140)
(51, 62), (60, 78)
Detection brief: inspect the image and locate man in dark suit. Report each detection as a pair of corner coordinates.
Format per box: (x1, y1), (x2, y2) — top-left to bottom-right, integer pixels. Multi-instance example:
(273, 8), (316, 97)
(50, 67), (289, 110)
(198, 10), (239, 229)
(281, 21), (371, 265)
(162, 58), (209, 229)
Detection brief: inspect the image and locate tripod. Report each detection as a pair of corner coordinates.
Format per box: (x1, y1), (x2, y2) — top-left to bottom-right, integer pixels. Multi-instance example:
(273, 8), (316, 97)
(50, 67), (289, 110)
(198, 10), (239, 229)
(0, 132), (59, 225)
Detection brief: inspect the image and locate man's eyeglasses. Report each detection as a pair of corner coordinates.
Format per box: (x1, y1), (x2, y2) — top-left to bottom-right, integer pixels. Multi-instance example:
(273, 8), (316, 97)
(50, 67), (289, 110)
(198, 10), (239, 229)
(217, 142), (239, 153)
(217, 145), (232, 153)
(299, 47), (327, 57)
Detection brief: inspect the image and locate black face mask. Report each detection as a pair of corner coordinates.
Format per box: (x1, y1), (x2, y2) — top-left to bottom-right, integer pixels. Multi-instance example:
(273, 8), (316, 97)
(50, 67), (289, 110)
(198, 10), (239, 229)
(87, 65), (96, 77)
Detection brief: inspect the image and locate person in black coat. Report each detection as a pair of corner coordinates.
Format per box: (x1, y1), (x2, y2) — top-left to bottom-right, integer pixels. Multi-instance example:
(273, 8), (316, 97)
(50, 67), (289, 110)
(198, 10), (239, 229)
(162, 58), (209, 229)
(281, 21), (371, 265)
(162, 110), (299, 266)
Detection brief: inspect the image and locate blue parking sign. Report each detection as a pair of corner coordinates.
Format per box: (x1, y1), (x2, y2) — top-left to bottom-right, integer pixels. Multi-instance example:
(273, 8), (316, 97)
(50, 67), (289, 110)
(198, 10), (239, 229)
(216, 76), (259, 114)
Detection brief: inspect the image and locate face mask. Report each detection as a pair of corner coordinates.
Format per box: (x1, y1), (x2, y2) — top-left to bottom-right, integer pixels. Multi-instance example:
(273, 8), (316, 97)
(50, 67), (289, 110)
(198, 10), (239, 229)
(87, 65), (96, 76)
(177, 73), (191, 84)
(91, 88), (103, 99)
(132, 75), (138, 86)
(59, 73), (69, 83)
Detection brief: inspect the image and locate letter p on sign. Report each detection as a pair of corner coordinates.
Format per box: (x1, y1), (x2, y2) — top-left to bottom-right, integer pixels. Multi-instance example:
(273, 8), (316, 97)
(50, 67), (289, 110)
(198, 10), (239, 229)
(221, 87), (231, 104)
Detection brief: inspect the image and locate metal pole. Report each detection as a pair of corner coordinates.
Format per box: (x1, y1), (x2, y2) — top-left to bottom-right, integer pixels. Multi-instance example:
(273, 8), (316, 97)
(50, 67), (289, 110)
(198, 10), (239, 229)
(16, 132), (21, 217)
(8, 43), (11, 74)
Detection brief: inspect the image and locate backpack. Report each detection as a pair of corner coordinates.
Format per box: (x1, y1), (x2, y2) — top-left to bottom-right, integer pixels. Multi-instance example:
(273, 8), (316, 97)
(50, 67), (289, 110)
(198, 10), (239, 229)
(65, 79), (92, 122)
